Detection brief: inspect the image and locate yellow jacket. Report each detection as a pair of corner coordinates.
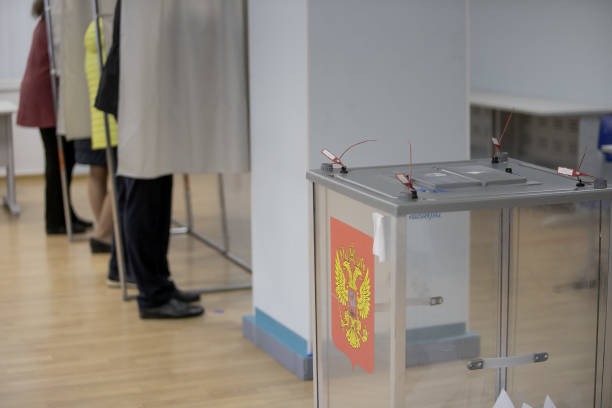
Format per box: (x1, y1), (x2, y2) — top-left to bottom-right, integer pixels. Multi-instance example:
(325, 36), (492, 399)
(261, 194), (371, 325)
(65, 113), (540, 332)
(85, 19), (118, 149)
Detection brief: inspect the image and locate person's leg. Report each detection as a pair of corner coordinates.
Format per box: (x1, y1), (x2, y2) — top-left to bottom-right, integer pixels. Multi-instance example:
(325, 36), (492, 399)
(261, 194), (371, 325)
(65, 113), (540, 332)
(160, 175), (173, 278)
(41, 129), (90, 234)
(88, 165), (107, 221)
(95, 193), (114, 244)
(123, 175), (202, 318)
(62, 137), (75, 192)
(39, 128), (64, 230)
(62, 136), (76, 221)
(88, 164), (113, 251)
(156, 175), (200, 304)
(108, 173), (201, 317)
(64, 138), (92, 227)
(122, 176), (176, 308)
(108, 175), (134, 284)
(107, 149), (132, 283)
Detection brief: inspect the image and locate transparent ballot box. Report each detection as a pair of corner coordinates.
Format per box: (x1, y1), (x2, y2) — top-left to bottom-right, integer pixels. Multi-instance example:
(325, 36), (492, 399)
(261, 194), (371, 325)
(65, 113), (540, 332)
(307, 158), (612, 408)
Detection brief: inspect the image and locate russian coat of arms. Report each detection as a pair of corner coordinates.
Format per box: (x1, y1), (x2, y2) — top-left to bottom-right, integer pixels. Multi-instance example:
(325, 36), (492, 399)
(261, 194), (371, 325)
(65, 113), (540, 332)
(330, 217), (375, 373)
(335, 247), (371, 349)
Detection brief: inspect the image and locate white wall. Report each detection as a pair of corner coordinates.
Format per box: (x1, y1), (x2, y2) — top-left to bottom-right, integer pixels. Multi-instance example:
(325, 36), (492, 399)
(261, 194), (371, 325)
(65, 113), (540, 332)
(0, 1), (45, 176)
(308, 0), (470, 332)
(250, 0), (469, 346)
(471, 0), (612, 107)
(0, 1), (36, 81)
(309, 0), (469, 167)
(249, 0), (311, 340)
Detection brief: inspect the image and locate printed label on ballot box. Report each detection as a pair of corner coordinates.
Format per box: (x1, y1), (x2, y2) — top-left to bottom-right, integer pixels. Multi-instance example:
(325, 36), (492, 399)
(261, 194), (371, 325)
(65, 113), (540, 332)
(330, 217), (375, 373)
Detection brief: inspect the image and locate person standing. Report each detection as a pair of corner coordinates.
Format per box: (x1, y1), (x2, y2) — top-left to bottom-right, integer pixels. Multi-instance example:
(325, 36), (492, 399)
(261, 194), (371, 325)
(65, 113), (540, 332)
(17, 0), (92, 235)
(96, 0), (203, 319)
(74, 18), (118, 254)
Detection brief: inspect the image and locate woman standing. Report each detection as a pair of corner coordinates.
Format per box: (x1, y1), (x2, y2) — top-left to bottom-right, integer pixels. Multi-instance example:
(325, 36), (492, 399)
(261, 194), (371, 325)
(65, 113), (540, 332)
(17, 0), (91, 234)
(73, 18), (118, 253)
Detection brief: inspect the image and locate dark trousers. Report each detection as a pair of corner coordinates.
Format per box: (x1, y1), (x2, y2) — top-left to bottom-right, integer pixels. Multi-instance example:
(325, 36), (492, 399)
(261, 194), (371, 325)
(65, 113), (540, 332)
(109, 175), (175, 308)
(39, 127), (75, 229)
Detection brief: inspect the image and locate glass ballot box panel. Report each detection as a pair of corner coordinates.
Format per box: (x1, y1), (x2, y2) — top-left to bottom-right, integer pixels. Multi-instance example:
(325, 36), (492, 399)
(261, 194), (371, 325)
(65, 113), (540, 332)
(314, 186), (504, 407)
(507, 202), (603, 407)
(402, 208), (501, 407)
(314, 187), (394, 407)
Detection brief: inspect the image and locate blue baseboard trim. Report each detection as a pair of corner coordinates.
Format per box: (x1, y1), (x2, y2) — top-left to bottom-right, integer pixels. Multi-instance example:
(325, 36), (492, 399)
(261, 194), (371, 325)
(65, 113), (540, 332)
(242, 309), (313, 380)
(243, 312), (480, 379)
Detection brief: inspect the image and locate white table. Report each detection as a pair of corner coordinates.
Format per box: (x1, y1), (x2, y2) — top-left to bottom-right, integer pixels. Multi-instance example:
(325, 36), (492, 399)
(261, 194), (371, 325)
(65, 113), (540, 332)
(470, 89), (612, 117)
(470, 89), (612, 181)
(0, 100), (20, 215)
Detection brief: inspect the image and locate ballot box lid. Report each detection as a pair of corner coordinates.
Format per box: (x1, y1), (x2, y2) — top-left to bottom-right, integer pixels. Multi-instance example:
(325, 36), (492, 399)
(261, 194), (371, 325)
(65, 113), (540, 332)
(306, 158), (612, 216)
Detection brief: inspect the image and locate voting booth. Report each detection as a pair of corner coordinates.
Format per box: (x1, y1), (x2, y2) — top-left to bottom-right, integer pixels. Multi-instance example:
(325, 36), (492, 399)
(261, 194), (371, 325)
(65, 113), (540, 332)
(308, 158), (612, 407)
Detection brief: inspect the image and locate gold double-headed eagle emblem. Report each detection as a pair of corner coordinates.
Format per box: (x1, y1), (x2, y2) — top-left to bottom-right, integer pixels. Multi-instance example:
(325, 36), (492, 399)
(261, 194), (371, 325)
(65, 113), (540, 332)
(334, 246), (372, 349)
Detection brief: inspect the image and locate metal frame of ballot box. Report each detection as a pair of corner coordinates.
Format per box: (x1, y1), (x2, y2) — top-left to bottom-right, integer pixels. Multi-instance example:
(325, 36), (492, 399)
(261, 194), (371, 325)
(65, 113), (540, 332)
(307, 158), (612, 408)
(90, 0), (251, 301)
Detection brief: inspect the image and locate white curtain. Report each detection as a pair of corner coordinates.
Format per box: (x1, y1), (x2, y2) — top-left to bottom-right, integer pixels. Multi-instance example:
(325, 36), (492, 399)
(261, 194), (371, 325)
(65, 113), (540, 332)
(50, 0), (115, 140)
(97, 0), (116, 56)
(118, 0), (249, 178)
(49, 0), (65, 135)
(55, 0), (92, 140)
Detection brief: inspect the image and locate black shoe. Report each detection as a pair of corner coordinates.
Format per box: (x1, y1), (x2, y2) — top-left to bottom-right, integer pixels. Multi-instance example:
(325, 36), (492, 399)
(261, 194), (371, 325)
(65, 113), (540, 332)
(90, 238), (112, 254)
(106, 276), (138, 289)
(139, 298), (204, 319)
(172, 288), (201, 303)
(72, 218), (93, 231)
(46, 222), (88, 235)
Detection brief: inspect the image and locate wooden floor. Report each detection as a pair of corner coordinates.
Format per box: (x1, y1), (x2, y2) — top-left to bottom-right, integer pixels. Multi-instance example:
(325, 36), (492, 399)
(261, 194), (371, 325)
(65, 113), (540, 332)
(0, 175), (313, 408)
(1, 176), (605, 408)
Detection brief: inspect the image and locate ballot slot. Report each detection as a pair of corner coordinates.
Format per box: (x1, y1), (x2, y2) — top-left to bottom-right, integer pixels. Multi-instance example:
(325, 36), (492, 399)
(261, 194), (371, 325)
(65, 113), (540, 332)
(442, 165), (528, 187)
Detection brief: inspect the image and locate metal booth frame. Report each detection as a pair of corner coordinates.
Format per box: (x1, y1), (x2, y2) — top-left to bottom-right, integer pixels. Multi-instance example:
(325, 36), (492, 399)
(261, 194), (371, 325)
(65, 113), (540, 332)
(89, 0), (251, 300)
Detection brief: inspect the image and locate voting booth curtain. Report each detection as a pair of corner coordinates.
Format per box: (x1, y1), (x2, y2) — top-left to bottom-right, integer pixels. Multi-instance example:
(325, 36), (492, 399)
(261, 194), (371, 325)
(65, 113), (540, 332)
(50, 0), (115, 141)
(117, 0), (250, 178)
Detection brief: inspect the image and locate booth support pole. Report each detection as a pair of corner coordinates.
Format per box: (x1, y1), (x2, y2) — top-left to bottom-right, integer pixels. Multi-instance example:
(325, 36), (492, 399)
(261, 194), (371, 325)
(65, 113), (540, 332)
(90, 0), (133, 301)
(217, 174), (231, 252)
(44, 0), (76, 242)
(171, 176), (191, 234)
(184, 174), (194, 231)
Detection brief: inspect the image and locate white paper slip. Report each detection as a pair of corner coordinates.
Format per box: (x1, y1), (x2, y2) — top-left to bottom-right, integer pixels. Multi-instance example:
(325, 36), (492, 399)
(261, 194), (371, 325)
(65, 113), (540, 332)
(372, 213), (387, 262)
(521, 404), (534, 408)
(493, 390), (515, 408)
(321, 148), (337, 161)
(557, 166), (575, 177)
(543, 396), (557, 408)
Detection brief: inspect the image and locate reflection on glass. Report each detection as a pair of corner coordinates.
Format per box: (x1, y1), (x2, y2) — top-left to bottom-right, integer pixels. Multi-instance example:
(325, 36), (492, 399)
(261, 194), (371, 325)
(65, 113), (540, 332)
(507, 202), (601, 407)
